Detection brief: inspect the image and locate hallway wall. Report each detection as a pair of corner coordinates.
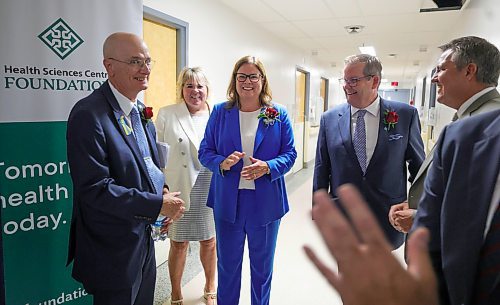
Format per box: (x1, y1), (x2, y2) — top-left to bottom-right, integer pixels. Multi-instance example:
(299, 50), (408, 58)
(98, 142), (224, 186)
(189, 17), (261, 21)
(144, 0), (334, 165)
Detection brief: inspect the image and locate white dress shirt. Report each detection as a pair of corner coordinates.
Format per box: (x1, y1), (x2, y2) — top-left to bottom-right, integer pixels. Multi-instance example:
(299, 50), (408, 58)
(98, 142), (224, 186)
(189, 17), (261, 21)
(238, 109), (261, 190)
(109, 81), (136, 122)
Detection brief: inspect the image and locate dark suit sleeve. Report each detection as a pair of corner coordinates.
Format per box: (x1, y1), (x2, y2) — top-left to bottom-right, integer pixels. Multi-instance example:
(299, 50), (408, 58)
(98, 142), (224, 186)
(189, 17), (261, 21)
(412, 126), (449, 305)
(313, 112), (332, 192)
(405, 108), (425, 183)
(67, 107), (162, 222)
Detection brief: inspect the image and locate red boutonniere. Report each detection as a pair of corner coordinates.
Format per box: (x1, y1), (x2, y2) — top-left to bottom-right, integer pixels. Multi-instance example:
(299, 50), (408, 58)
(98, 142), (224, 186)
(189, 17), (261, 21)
(140, 106), (154, 123)
(257, 106), (281, 126)
(383, 109), (398, 131)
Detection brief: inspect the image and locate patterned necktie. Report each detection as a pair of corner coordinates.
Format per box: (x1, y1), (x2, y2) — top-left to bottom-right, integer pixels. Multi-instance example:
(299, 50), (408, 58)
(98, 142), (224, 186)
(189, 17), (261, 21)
(474, 204), (500, 304)
(353, 109), (367, 174)
(130, 106), (164, 196)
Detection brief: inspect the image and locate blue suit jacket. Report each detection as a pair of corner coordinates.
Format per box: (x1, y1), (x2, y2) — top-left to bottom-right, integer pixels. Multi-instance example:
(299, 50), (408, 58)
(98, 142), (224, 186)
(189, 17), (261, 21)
(413, 109), (500, 305)
(313, 98), (425, 248)
(198, 102), (297, 225)
(66, 81), (162, 292)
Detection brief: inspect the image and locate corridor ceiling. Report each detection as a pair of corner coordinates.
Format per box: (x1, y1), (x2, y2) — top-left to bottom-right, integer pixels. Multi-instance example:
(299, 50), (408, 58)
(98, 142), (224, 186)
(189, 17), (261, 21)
(217, 0), (467, 86)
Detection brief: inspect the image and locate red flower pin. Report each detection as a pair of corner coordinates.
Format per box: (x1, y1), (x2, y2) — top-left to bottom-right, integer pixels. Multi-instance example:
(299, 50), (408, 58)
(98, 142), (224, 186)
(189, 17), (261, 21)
(383, 109), (398, 131)
(257, 106), (281, 126)
(140, 106), (154, 123)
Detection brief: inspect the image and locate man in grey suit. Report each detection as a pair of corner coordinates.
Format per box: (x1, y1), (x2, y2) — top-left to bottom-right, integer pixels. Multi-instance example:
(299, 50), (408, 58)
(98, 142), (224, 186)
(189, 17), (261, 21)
(389, 36), (500, 233)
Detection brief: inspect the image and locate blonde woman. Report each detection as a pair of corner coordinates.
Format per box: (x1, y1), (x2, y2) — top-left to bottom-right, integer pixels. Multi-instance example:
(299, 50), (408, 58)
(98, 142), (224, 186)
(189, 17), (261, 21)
(156, 67), (216, 305)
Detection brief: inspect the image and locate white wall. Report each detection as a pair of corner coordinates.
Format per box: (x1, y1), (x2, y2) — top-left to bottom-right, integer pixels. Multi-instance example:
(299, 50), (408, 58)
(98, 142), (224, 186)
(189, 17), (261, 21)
(416, 0), (500, 139)
(144, 0), (332, 165)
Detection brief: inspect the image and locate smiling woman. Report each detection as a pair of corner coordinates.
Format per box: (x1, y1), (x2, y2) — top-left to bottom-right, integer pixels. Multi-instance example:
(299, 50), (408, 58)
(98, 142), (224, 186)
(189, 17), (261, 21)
(198, 55), (297, 305)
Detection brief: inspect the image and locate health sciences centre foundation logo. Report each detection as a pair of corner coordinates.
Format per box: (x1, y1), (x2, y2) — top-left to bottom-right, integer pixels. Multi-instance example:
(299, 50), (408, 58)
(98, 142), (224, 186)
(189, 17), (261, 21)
(38, 18), (84, 60)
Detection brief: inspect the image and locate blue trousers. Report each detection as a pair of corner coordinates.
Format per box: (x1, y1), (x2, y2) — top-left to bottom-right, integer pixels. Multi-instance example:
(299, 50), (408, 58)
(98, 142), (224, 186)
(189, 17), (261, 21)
(215, 189), (281, 305)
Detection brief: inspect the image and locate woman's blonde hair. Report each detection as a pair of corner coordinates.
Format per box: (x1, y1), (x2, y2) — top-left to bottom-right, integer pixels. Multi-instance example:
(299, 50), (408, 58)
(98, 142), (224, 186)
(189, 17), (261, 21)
(176, 66), (210, 103)
(226, 56), (272, 109)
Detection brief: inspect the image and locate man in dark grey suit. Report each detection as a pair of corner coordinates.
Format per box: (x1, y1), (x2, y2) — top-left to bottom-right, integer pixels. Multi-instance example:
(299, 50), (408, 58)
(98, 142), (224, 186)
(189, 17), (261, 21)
(66, 32), (185, 305)
(389, 36), (500, 233)
(413, 109), (500, 305)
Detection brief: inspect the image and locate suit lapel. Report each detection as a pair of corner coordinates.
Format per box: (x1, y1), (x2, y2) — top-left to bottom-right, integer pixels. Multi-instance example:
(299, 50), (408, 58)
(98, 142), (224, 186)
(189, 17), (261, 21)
(227, 105), (242, 151)
(144, 121), (159, 165)
(462, 89), (500, 117)
(365, 100), (387, 173)
(254, 113), (269, 153)
(413, 145), (436, 184)
(338, 105), (353, 154)
(137, 101), (160, 167)
(175, 103), (200, 149)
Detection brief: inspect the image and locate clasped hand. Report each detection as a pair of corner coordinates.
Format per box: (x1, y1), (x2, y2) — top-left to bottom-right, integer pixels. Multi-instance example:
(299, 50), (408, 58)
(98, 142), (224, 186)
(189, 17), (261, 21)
(389, 201), (415, 233)
(220, 151), (269, 180)
(160, 187), (185, 221)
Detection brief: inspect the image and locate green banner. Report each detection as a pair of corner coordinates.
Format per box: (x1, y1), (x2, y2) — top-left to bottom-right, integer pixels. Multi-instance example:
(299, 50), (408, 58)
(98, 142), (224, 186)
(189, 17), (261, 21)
(0, 122), (90, 304)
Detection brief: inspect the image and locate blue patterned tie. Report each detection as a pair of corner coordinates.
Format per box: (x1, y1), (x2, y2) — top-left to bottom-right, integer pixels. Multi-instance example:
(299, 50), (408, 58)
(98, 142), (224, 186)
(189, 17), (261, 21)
(474, 204), (500, 304)
(130, 106), (164, 196)
(353, 110), (367, 174)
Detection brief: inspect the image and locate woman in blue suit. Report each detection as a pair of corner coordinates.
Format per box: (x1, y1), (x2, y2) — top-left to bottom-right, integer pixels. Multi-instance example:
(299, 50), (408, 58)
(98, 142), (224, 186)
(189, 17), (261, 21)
(199, 56), (296, 305)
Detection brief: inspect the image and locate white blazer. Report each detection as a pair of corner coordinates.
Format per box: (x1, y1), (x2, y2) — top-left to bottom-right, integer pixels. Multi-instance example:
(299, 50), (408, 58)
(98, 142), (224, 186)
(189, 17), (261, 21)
(155, 102), (204, 211)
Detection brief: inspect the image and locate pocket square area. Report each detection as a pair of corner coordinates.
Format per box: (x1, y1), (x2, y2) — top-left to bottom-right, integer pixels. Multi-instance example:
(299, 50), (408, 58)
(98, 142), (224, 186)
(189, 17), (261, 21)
(388, 134), (404, 141)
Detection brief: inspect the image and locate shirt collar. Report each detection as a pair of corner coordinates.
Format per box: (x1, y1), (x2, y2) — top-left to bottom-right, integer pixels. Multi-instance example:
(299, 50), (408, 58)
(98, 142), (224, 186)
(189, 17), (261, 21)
(350, 96), (380, 117)
(457, 87), (495, 118)
(108, 81), (137, 116)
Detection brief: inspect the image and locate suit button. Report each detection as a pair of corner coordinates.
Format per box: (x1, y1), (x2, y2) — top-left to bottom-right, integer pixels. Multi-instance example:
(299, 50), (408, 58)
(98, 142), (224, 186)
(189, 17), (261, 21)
(181, 152), (185, 155)
(178, 138), (183, 142)
(183, 164), (187, 168)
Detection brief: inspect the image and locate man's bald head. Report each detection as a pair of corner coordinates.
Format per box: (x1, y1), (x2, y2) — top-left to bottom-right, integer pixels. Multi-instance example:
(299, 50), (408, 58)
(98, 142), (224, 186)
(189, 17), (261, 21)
(102, 32), (151, 101)
(103, 32), (146, 59)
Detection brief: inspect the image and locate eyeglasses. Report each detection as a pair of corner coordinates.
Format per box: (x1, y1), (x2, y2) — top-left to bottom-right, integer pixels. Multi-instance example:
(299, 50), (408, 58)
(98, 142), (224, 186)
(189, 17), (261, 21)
(235, 73), (262, 83)
(107, 57), (155, 70)
(339, 75), (374, 86)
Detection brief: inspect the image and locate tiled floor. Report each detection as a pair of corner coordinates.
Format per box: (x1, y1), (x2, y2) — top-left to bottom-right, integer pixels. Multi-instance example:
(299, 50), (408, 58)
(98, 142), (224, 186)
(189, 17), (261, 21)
(157, 166), (406, 304)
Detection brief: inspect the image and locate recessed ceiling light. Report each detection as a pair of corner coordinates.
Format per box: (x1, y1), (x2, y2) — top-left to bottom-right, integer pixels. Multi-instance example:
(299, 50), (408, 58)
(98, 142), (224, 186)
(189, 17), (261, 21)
(359, 45), (376, 56)
(344, 25), (364, 34)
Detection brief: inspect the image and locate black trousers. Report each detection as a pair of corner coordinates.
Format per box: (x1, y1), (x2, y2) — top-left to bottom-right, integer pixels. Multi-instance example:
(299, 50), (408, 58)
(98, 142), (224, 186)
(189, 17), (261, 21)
(92, 236), (156, 305)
